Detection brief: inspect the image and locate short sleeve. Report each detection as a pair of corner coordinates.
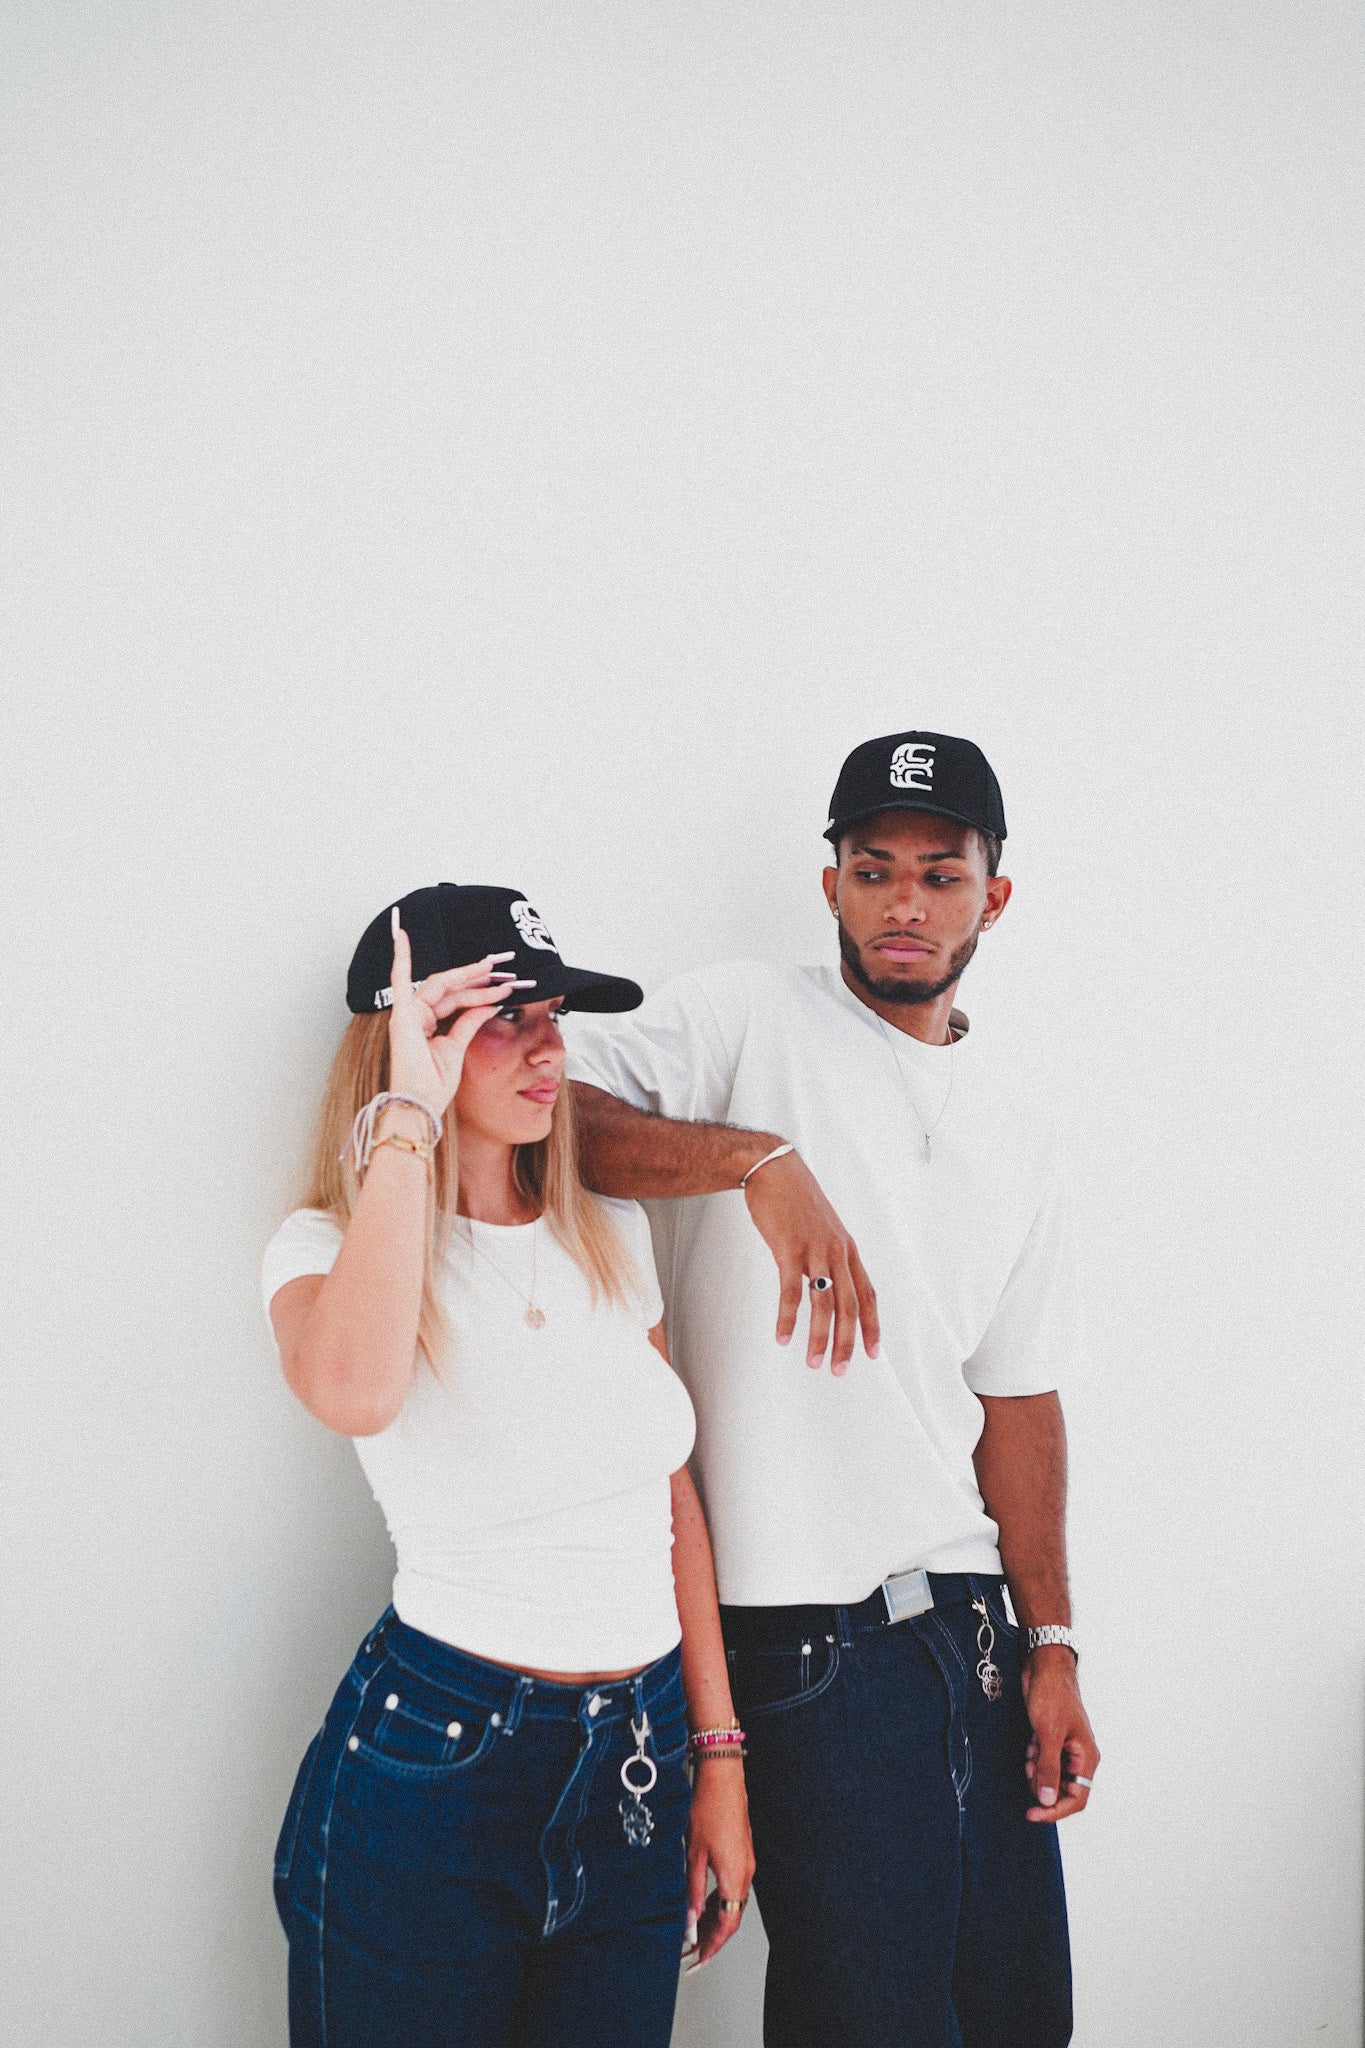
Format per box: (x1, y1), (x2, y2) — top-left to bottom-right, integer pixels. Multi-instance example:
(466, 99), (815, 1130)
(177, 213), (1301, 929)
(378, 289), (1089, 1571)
(564, 969), (744, 1124)
(597, 1196), (666, 1328)
(261, 1208), (345, 1328)
(962, 1175), (1080, 1397)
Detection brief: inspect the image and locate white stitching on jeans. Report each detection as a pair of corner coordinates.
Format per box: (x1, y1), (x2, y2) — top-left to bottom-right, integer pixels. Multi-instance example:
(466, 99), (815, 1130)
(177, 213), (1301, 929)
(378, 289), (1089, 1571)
(928, 1611), (967, 1676)
(316, 1660), (387, 2046)
(919, 1621), (971, 1816)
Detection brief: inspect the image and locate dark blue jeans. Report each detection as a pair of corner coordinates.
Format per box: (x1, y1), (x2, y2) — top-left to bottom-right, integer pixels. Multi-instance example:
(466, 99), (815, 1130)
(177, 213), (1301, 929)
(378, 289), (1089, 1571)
(273, 1610), (691, 2048)
(723, 1575), (1072, 2048)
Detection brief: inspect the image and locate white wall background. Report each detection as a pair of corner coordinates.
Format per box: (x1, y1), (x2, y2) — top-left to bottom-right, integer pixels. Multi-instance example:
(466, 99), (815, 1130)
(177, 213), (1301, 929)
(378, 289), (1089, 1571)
(4, 4), (1363, 2043)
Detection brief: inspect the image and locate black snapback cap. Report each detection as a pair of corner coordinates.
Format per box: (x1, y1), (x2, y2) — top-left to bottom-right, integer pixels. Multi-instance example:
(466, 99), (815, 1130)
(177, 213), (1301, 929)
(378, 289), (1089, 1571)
(346, 884), (643, 1016)
(824, 730), (1007, 845)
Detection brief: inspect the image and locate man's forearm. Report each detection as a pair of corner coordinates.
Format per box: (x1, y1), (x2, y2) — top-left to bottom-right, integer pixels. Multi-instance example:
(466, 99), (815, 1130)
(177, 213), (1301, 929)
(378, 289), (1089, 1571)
(973, 1391), (1071, 1630)
(571, 1081), (781, 1199)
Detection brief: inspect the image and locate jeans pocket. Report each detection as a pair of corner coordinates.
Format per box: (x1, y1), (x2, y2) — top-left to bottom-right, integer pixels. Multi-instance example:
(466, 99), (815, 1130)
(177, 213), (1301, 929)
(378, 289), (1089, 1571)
(726, 1635), (840, 1720)
(349, 1665), (501, 1781)
(650, 1704), (690, 1764)
(983, 1584), (1020, 1641)
(274, 1727), (323, 1902)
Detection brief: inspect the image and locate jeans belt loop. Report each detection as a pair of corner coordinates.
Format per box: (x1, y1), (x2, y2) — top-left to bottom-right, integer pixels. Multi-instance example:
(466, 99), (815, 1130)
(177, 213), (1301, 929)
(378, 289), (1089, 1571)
(503, 1675), (532, 1737)
(835, 1604), (854, 1650)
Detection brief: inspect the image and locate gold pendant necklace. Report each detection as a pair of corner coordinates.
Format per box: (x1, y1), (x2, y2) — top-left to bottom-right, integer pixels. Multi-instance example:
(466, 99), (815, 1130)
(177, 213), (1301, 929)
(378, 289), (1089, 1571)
(459, 1218), (546, 1328)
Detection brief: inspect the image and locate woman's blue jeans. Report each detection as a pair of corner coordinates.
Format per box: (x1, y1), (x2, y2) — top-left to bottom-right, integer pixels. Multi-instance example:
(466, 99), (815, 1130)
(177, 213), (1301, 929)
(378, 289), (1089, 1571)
(273, 1610), (691, 2048)
(723, 1575), (1073, 2048)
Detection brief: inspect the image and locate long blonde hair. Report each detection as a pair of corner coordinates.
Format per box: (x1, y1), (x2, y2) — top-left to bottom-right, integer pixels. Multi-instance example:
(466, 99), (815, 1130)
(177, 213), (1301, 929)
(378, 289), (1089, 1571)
(301, 1014), (640, 1367)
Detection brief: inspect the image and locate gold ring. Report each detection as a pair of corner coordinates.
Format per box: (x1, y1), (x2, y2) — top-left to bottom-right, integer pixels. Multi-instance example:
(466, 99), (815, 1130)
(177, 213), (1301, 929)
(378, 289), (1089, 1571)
(718, 1897), (747, 1914)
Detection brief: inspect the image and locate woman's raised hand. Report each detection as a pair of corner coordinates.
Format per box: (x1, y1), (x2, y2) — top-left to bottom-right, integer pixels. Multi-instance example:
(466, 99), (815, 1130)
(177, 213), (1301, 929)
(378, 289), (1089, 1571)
(386, 908), (534, 1118)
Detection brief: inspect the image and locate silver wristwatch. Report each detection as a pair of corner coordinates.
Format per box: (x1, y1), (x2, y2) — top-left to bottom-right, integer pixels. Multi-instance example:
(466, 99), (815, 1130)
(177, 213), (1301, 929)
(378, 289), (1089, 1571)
(1025, 1625), (1079, 1663)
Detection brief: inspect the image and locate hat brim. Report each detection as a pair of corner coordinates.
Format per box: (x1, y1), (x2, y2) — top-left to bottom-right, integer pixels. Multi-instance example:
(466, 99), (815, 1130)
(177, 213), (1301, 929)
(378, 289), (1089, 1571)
(532, 962), (644, 1014)
(824, 798), (1006, 844)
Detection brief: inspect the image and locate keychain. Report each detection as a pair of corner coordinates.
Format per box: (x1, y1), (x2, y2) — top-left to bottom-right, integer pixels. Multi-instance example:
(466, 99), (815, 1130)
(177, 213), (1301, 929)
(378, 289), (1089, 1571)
(971, 1597), (1003, 1702)
(620, 1712), (658, 1847)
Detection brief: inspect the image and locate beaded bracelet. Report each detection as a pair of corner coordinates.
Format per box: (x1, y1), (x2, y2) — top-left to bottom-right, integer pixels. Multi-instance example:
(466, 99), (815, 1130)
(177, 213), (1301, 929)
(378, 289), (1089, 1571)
(689, 1729), (746, 1749)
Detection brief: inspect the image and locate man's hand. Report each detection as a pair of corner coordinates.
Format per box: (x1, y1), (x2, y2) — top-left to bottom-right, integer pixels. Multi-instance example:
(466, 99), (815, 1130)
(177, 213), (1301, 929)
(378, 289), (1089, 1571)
(742, 1151), (880, 1375)
(571, 1084), (880, 1375)
(1021, 1648), (1099, 1822)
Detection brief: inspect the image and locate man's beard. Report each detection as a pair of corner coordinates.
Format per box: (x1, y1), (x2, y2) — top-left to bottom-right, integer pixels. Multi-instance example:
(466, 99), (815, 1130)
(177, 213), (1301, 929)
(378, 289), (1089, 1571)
(838, 918), (979, 1007)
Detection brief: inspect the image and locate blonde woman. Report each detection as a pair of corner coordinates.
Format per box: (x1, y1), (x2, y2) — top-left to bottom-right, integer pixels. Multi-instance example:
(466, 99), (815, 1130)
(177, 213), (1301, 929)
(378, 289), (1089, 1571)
(265, 884), (753, 2048)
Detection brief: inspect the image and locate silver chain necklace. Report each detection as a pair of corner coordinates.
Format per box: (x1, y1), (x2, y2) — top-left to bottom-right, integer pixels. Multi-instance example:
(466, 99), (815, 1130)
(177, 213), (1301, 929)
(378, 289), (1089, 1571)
(875, 1014), (956, 1162)
(458, 1218), (546, 1329)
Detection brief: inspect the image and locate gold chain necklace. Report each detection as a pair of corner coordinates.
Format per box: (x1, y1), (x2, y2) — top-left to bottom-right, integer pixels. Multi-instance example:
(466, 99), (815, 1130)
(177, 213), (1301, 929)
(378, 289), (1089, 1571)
(458, 1218), (546, 1329)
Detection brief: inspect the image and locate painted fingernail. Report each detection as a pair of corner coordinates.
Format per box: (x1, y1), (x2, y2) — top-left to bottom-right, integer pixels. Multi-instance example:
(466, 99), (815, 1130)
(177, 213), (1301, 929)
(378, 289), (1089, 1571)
(1040, 1786), (1057, 1807)
(776, 1334), (791, 1347)
(868, 1343), (881, 1359)
(684, 1909), (698, 1943)
(391, 907), (400, 932)
(490, 950), (515, 959)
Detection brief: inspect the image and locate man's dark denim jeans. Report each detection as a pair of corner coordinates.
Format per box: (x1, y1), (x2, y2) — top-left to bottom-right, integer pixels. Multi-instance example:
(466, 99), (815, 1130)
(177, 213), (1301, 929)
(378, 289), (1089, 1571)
(273, 1610), (691, 2048)
(723, 1575), (1073, 2048)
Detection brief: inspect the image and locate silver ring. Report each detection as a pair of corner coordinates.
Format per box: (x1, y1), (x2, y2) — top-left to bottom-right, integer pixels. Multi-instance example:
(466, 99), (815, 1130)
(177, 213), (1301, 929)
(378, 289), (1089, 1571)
(1069, 1774), (1094, 1789)
(809, 1276), (833, 1292)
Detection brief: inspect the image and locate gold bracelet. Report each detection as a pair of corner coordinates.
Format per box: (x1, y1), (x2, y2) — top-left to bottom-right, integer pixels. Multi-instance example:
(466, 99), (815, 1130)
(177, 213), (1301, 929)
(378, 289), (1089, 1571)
(690, 1748), (746, 1763)
(369, 1132), (434, 1164)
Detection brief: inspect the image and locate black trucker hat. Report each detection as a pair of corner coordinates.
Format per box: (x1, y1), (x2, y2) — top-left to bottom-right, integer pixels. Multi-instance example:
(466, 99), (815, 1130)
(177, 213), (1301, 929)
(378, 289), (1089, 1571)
(824, 730), (1007, 845)
(346, 884), (643, 1016)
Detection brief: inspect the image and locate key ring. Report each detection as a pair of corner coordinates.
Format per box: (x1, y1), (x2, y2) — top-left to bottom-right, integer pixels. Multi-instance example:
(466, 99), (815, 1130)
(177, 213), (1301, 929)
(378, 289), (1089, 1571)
(620, 1712), (658, 1847)
(620, 1752), (659, 1798)
(971, 1596), (1003, 1702)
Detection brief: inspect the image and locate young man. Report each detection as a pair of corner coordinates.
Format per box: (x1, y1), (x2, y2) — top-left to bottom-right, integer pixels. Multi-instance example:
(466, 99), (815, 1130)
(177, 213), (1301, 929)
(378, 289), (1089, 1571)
(567, 731), (1097, 2048)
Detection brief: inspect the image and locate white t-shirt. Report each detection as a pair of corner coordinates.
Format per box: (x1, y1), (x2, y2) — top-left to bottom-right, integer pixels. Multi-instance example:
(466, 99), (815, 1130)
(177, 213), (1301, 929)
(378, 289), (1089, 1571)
(566, 962), (1079, 1605)
(261, 1197), (695, 1673)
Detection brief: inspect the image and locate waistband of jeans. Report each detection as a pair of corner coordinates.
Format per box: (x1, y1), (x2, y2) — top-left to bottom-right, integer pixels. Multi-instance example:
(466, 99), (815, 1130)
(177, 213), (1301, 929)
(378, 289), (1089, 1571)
(357, 1608), (684, 1726)
(719, 1573), (1005, 1650)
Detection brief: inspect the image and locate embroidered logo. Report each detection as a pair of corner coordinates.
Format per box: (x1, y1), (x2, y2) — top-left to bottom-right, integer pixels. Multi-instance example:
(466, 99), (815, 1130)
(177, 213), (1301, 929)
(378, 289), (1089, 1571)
(510, 899), (557, 952)
(889, 741), (936, 791)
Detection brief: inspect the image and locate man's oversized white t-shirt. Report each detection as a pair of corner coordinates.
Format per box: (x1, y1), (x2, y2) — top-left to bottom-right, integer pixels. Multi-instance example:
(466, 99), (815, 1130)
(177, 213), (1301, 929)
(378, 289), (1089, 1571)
(566, 963), (1078, 1606)
(262, 1197), (695, 1672)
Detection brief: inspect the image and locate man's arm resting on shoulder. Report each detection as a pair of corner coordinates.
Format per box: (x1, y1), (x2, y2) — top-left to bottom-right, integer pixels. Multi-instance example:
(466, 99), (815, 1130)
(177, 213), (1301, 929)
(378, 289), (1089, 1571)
(570, 1081), (880, 1373)
(974, 1390), (1100, 1823)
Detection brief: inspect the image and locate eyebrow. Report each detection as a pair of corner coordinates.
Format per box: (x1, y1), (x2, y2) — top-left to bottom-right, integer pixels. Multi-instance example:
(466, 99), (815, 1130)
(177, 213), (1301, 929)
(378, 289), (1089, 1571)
(850, 843), (971, 863)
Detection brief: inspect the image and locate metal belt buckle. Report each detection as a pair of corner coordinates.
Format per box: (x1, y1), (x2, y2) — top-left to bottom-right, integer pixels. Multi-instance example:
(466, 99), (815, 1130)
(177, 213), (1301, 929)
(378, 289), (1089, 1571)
(881, 1567), (933, 1624)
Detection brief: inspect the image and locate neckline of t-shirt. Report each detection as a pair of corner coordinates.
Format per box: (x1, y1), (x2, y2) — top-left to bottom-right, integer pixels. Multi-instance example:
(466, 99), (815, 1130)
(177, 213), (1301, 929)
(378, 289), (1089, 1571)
(816, 964), (971, 1059)
(451, 1213), (541, 1235)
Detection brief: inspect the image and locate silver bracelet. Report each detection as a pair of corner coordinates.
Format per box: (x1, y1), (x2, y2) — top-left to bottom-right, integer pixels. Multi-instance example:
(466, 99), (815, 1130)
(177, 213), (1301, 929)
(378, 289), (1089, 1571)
(341, 1092), (443, 1171)
(1025, 1625), (1079, 1663)
(739, 1141), (795, 1189)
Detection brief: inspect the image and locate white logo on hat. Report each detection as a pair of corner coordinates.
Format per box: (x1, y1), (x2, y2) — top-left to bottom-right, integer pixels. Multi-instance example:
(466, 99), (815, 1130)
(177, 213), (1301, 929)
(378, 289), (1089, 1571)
(889, 741), (936, 791)
(510, 900), (557, 951)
